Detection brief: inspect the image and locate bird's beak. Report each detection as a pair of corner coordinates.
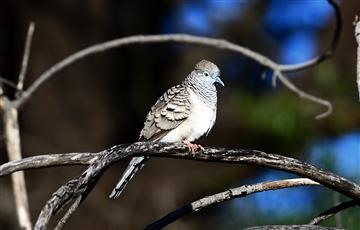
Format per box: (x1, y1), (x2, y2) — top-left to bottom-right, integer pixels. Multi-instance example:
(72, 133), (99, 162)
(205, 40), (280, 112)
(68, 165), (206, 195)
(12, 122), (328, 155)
(215, 76), (225, 86)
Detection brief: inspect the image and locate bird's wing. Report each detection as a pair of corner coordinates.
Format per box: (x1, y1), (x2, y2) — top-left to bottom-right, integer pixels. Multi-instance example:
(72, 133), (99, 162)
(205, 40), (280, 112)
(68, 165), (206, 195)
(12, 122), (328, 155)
(140, 84), (191, 141)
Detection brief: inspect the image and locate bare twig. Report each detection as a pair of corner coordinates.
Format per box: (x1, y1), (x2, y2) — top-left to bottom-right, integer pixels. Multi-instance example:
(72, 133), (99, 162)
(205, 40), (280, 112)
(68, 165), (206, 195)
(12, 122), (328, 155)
(275, 71), (333, 119)
(17, 22), (35, 93)
(309, 199), (360, 225)
(146, 178), (319, 230)
(0, 76), (18, 89)
(54, 195), (82, 230)
(277, 0), (342, 72)
(354, 15), (360, 101)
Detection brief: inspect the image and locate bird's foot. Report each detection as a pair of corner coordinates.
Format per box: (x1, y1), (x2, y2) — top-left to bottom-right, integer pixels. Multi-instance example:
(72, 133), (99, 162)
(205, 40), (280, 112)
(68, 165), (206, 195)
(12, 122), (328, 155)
(182, 140), (204, 155)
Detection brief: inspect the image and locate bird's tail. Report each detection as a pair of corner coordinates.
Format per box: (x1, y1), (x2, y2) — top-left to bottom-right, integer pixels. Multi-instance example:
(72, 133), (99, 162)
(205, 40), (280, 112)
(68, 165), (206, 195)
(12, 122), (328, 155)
(109, 156), (148, 199)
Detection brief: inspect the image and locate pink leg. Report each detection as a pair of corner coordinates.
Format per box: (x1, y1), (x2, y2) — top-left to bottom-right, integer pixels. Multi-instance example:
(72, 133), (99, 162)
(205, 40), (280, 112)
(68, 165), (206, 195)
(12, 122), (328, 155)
(182, 140), (205, 154)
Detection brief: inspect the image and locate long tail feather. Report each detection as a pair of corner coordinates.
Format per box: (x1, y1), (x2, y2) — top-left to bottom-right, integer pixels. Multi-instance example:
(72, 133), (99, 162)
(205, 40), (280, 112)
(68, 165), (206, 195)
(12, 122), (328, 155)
(109, 156), (148, 199)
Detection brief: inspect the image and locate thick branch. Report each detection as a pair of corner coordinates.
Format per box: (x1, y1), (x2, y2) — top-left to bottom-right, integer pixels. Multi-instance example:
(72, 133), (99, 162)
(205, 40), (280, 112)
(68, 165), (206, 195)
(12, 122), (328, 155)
(146, 178), (319, 230)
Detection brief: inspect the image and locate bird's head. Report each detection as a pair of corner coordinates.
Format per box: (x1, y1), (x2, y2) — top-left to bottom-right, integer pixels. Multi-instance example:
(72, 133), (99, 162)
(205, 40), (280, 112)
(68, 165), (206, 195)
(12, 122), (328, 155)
(194, 60), (224, 87)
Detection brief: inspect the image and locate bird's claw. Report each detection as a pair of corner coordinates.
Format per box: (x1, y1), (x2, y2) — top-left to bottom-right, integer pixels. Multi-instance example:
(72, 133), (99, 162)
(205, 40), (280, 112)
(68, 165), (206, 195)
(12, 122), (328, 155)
(182, 140), (204, 156)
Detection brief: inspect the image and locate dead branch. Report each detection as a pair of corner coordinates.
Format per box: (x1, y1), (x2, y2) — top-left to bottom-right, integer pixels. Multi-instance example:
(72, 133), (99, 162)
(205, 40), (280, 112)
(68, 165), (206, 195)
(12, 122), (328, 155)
(146, 178), (320, 230)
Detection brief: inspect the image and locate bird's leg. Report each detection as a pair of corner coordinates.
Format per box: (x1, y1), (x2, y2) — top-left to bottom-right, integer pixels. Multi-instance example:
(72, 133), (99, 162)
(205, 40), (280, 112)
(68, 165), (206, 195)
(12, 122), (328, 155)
(182, 140), (205, 155)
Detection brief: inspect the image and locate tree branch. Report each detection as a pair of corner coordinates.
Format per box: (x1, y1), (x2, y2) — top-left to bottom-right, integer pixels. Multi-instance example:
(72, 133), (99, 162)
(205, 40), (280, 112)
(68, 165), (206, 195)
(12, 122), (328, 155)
(17, 22), (35, 93)
(309, 199), (360, 225)
(54, 195), (82, 230)
(146, 178), (320, 230)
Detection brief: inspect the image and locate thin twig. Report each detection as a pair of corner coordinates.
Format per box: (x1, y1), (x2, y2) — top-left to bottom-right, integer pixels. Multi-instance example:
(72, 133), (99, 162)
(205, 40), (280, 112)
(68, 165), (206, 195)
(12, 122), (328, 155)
(354, 15), (360, 101)
(0, 76), (18, 89)
(275, 71), (333, 119)
(17, 22), (35, 94)
(54, 195), (82, 230)
(146, 178), (319, 230)
(278, 0), (342, 72)
(309, 199), (360, 225)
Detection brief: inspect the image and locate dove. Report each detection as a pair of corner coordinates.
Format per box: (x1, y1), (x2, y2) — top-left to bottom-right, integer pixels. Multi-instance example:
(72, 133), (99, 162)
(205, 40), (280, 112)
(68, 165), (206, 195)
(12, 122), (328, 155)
(109, 60), (224, 199)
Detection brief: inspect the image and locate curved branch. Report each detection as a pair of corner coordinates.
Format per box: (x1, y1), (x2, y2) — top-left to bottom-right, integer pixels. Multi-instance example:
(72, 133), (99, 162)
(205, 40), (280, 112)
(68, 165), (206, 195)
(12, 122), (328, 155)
(278, 0), (342, 72)
(146, 178), (320, 230)
(275, 71), (333, 119)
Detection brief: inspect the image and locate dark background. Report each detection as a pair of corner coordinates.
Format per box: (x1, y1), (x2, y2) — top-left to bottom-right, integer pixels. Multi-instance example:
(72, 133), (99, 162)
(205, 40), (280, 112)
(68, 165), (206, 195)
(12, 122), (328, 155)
(0, 0), (359, 229)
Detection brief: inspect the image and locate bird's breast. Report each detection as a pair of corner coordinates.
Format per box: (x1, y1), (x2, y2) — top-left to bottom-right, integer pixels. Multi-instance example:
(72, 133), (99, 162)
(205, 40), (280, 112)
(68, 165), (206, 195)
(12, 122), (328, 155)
(160, 88), (216, 143)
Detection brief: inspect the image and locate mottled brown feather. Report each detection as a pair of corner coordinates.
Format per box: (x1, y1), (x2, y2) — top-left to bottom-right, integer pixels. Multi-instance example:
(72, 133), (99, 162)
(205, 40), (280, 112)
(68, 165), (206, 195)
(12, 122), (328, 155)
(139, 84), (191, 141)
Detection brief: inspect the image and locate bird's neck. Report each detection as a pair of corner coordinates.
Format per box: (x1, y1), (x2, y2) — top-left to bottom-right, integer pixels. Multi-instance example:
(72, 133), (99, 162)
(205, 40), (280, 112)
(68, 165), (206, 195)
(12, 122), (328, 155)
(184, 74), (217, 109)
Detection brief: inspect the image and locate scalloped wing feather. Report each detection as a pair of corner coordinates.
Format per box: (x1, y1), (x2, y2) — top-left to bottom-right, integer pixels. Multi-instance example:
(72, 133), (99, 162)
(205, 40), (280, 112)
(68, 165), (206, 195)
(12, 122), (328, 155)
(139, 84), (191, 141)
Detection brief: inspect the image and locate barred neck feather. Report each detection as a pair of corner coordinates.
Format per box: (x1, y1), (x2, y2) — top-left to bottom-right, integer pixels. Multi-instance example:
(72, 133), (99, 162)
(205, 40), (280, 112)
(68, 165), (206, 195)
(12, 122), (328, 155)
(184, 72), (217, 109)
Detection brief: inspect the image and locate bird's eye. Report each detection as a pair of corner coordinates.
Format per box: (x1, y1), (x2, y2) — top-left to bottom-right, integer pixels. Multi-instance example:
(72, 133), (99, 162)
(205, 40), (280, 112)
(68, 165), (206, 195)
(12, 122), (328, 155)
(204, 72), (209, 77)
